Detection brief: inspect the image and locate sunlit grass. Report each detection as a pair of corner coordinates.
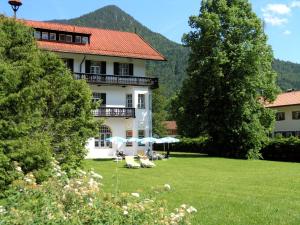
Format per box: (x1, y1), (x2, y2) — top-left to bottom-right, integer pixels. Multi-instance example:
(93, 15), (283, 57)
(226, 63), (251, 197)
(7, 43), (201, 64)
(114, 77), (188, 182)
(83, 153), (300, 225)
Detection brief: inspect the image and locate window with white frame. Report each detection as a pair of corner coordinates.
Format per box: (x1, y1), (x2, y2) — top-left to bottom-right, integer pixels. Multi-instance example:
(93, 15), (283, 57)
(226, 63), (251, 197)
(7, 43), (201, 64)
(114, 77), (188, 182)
(95, 125), (112, 148)
(75, 36), (82, 43)
(90, 61), (102, 74)
(292, 111), (300, 120)
(276, 112), (285, 121)
(82, 36), (89, 44)
(138, 130), (145, 146)
(126, 130), (133, 147)
(126, 94), (133, 108)
(42, 32), (49, 40)
(34, 30), (41, 39)
(119, 63), (129, 75)
(59, 34), (65, 42)
(66, 35), (72, 43)
(138, 94), (145, 109)
(49, 33), (56, 41)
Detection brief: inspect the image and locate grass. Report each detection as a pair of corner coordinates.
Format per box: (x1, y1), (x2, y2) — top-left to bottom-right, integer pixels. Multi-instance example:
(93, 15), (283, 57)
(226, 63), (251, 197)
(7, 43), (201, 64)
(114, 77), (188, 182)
(83, 153), (300, 225)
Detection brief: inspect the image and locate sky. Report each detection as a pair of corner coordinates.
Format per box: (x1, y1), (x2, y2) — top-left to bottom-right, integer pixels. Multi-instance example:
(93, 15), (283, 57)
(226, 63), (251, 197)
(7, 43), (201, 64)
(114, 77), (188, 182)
(1, 0), (300, 63)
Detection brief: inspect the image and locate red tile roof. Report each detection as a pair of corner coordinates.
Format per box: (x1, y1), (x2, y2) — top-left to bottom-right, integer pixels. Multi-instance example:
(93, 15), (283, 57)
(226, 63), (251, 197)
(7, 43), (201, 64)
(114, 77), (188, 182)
(265, 91), (300, 108)
(163, 121), (177, 130)
(22, 20), (166, 61)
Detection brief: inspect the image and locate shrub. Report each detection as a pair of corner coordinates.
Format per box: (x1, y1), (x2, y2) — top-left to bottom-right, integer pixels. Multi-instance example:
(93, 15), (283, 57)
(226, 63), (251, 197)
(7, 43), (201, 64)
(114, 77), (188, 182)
(0, 160), (196, 224)
(261, 137), (300, 162)
(154, 136), (208, 153)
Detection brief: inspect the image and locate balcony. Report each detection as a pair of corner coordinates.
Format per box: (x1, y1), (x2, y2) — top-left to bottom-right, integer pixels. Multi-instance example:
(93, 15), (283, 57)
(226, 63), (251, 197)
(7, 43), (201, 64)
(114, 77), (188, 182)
(74, 73), (159, 89)
(92, 107), (135, 118)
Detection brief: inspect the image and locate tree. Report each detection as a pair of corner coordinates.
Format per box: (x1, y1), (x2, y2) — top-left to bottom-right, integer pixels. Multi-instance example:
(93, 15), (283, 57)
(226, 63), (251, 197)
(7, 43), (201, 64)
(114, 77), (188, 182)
(175, 0), (279, 159)
(152, 87), (168, 137)
(0, 16), (99, 192)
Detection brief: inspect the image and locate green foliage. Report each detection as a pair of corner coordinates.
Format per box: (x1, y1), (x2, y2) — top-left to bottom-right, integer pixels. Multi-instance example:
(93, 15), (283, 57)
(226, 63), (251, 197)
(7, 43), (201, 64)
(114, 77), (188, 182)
(0, 161), (195, 225)
(154, 136), (208, 153)
(152, 87), (168, 137)
(261, 136), (300, 162)
(0, 17), (99, 193)
(174, 0), (279, 159)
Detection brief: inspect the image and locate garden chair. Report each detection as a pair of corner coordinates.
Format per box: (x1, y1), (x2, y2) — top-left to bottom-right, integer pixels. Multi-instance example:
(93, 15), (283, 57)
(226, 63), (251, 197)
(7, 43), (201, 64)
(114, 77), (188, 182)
(140, 158), (156, 168)
(125, 156), (140, 169)
(137, 150), (147, 159)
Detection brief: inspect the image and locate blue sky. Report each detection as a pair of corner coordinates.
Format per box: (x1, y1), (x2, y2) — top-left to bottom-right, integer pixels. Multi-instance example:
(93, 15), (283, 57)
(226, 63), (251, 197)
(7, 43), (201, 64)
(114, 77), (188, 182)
(1, 0), (300, 63)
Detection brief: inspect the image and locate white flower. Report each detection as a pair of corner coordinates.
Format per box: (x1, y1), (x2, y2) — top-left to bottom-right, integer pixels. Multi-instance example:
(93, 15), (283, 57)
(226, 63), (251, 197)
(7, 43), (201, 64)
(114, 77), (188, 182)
(76, 181), (82, 185)
(180, 204), (187, 209)
(164, 184), (171, 190)
(78, 169), (86, 175)
(186, 206), (197, 214)
(123, 210), (128, 215)
(56, 172), (61, 177)
(24, 177), (32, 183)
(131, 192), (140, 198)
(63, 185), (70, 189)
(16, 166), (22, 172)
(0, 206), (6, 214)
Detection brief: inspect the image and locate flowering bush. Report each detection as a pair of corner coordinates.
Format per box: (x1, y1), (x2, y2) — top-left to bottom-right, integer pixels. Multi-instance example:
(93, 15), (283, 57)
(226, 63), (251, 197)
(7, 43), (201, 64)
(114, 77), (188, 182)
(0, 160), (196, 224)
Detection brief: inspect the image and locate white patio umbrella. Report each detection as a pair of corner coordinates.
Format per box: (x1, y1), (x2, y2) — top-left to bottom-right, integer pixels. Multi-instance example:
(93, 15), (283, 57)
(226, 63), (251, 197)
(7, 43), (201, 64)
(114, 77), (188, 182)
(159, 137), (180, 157)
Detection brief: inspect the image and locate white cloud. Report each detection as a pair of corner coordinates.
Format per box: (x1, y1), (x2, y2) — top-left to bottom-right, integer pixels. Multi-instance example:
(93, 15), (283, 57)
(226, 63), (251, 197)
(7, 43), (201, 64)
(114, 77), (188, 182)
(283, 30), (291, 35)
(263, 13), (288, 26)
(262, 3), (291, 15)
(291, 1), (300, 8)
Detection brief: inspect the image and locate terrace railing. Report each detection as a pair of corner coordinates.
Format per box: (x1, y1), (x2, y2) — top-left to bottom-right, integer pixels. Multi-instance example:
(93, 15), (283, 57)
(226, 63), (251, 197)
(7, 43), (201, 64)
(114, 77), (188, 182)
(92, 107), (135, 118)
(74, 73), (159, 89)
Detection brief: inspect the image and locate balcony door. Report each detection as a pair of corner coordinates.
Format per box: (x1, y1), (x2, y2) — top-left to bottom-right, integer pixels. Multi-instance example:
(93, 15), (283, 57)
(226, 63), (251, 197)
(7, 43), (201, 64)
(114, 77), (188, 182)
(126, 94), (133, 108)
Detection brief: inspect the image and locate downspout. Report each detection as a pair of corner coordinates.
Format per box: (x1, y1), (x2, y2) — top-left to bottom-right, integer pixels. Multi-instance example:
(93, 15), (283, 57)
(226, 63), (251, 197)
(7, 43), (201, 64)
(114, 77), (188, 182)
(80, 55), (86, 73)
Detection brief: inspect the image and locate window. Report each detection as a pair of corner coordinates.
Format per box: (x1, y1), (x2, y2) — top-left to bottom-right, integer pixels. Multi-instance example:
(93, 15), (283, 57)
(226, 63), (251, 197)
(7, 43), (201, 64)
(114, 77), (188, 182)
(126, 130), (133, 147)
(91, 66), (101, 74)
(59, 34), (65, 42)
(34, 30), (41, 39)
(276, 112), (285, 121)
(126, 94), (133, 108)
(66, 35), (72, 43)
(119, 63), (129, 75)
(138, 94), (145, 109)
(95, 125), (112, 148)
(41, 32), (49, 40)
(93, 92), (106, 106)
(75, 36), (82, 43)
(82, 36), (89, 44)
(292, 111), (300, 120)
(49, 33), (56, 41)
(138, 130), (145, 146)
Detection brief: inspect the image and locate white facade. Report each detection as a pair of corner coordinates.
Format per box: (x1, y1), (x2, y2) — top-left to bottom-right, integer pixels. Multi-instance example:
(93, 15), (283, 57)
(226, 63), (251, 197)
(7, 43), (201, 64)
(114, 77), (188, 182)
(272, 105), (300, 137)
(57, 52), (154, 158)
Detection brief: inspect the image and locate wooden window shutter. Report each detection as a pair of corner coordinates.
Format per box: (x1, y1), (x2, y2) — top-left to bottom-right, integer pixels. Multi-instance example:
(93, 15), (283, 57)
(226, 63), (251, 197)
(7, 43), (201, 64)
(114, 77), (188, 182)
(114, 62), (119, 75)
(68, 59), (74, 72)
(129, 63), (134, 76)
(101, 61), (106, 74)
(85, 60), (91, 73)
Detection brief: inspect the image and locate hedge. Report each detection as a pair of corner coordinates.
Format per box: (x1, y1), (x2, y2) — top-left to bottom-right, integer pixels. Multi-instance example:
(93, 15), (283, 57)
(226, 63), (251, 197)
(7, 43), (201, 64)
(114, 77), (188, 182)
(153, 137), (209, 153)
(261, 137), (300, 162)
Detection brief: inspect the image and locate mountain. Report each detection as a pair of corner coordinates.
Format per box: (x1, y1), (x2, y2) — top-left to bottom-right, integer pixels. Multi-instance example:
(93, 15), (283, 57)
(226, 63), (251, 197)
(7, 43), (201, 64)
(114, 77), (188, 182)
(51, 5), (300, 95)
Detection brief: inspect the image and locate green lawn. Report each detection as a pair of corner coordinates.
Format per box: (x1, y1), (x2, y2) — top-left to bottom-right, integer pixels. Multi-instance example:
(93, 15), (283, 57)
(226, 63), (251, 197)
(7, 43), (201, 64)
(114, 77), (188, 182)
(83, 153), (300, 225)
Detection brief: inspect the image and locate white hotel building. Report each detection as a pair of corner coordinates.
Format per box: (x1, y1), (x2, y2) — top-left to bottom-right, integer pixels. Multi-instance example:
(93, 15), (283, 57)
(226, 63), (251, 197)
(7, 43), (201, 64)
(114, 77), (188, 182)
(24, 20), (166, 158)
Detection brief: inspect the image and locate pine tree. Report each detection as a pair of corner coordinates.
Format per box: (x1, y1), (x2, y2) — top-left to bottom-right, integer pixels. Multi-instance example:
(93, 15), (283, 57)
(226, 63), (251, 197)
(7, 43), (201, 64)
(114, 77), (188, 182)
(175, 0), (279, 158)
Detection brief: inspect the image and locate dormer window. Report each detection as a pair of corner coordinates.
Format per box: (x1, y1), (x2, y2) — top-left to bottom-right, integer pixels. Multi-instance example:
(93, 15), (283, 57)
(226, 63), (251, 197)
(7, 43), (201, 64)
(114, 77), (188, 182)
(59, 34), (65, 42)
(42, 32), (49, 40)
(66, 35), (72, 43)
(82, 36), (89, 44)
(75, 36), (82, 43)
(50, 33), (56, 41)
(34, 30), (41, 39)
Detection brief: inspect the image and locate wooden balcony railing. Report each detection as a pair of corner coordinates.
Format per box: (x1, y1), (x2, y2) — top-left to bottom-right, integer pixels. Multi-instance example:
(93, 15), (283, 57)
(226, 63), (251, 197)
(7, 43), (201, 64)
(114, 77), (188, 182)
(74, 73), (159, 89)
(92, 107), (135, 118)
